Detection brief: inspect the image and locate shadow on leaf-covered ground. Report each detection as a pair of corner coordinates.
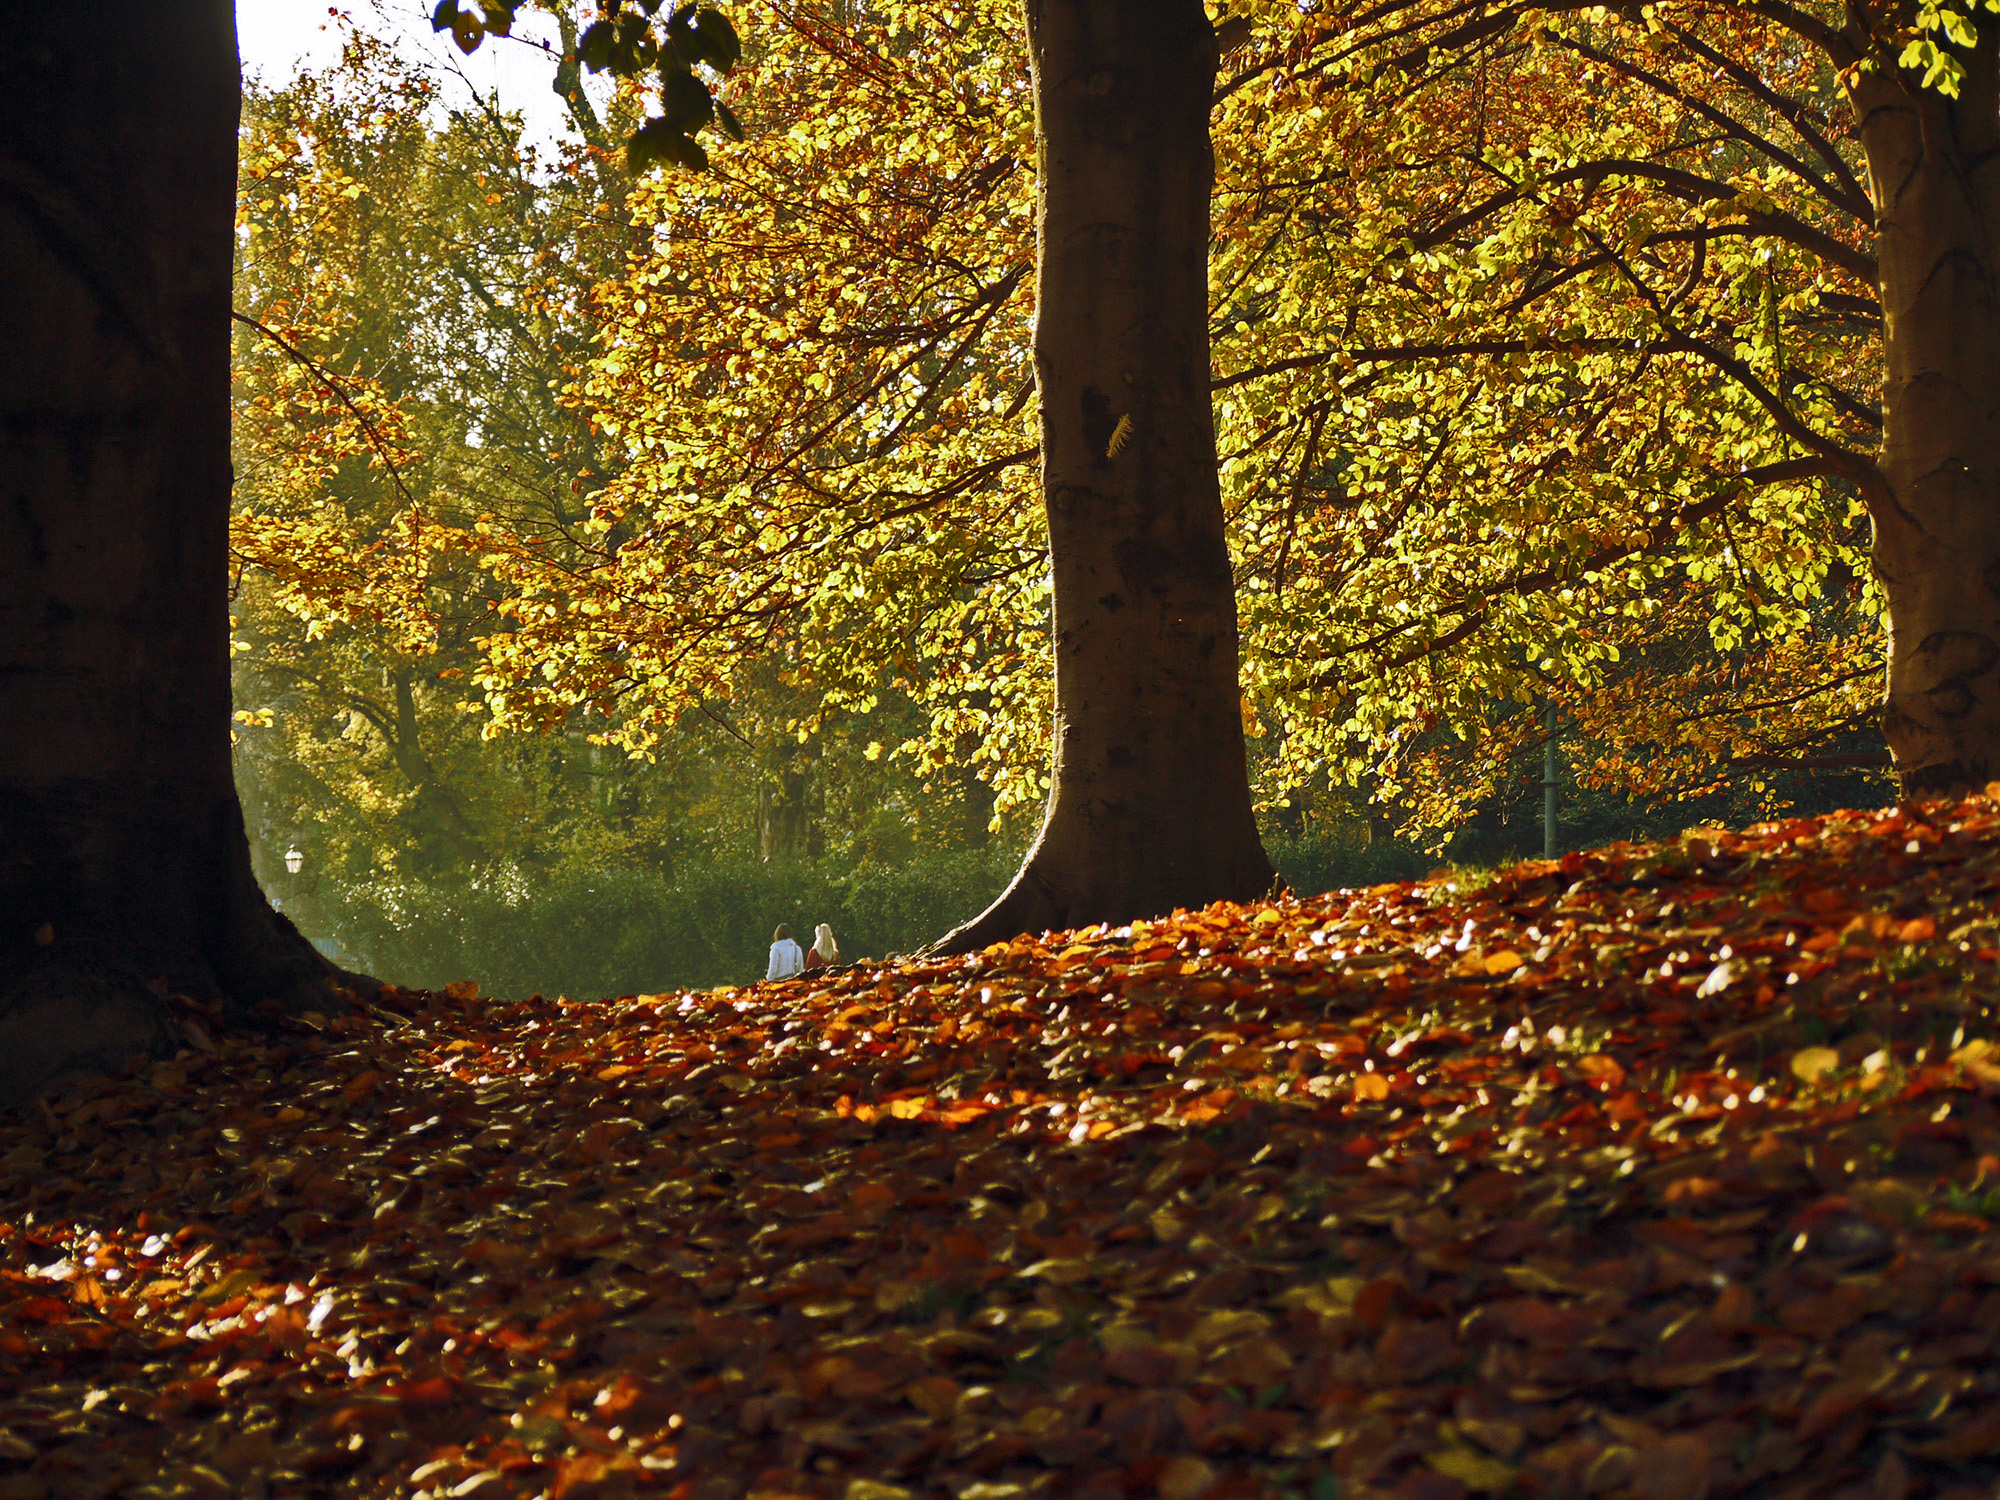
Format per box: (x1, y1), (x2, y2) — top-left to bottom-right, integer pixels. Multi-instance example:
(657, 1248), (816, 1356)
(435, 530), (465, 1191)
(7, 793), (2000, 1498)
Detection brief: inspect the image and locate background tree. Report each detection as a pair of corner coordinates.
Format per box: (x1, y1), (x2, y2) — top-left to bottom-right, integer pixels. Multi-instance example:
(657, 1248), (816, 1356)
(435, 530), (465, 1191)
(226, 19), (1014, 963)
(230, 28), (638, 889)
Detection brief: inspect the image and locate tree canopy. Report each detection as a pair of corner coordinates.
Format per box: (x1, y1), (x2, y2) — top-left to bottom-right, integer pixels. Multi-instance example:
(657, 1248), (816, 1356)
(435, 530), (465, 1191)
(228, 18), (1014, 901)
(424, 0), (1898, 847)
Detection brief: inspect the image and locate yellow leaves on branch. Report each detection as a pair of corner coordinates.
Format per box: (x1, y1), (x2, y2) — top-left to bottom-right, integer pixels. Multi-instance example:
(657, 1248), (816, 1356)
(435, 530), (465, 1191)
(234, 0), (1889, 830)
(493, 0), (1884, 826)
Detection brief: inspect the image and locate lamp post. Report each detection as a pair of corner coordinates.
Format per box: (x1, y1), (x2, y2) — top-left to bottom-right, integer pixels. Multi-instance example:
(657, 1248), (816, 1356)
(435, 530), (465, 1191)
(283, 846), (304, 877)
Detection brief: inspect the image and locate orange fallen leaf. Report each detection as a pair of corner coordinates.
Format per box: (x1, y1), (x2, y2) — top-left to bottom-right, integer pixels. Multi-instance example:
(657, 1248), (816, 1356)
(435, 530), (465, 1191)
(1576, 1053), (1625, 1089)
(1156, 1456), (1217, 1500)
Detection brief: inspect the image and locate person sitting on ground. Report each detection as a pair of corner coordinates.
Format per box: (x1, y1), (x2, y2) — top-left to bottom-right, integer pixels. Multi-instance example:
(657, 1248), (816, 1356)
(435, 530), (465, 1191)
(806, 923), (839, 971)
(766, 924), (804, 980)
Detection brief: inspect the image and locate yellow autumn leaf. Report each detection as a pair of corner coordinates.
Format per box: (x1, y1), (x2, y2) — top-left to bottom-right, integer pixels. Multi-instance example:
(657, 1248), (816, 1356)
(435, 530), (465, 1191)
(1156, 1457), (1216, 1500)
(1952, 1038), (2000, 1088)
(1428, 1445), (1519, 1492)
(1790, 1046), (1841, 1084)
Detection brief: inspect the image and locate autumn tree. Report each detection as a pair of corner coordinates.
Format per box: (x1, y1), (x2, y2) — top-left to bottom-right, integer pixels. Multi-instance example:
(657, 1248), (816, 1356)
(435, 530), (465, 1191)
(1203, 2), (1890, 826)
(231, 44), (484, 878)
(478, 0), (1278, 942)
(1847, 6), (2000, 791)
(227, 21), (987, 892)
(1258, 0), (2000, 800)
(0, 0), (752, 1103)
(229, 30), (644, 884)
(464, 0), (1904, 906)
(959, 0), (1277, 941)
(537, 0), (1990, 849)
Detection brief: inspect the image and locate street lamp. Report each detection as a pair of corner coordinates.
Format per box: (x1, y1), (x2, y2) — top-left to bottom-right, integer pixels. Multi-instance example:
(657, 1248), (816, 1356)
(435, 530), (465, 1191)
(284, 847), (304, 876)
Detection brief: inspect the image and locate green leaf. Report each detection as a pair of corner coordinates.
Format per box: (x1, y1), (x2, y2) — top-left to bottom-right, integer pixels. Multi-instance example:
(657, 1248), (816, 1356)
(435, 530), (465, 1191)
(714, 98), (745, 143)
(430, 0), (461, 33)
(1899, 37), (1967, 93)
(660, 69), (715, 134)
(578, 19), (616, 72)
(615, 10), (652, 64)
(692, 9), (743, 70)
(627, 118), (708, 174)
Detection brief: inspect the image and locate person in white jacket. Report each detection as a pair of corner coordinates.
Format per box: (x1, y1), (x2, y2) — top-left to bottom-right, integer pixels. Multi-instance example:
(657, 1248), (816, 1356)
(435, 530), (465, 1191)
(766, 923), (805, 980)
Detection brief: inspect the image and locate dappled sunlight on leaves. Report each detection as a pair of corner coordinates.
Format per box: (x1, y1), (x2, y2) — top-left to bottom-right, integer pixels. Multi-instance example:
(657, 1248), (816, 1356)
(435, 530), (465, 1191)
(15, 795), (2000, 1495)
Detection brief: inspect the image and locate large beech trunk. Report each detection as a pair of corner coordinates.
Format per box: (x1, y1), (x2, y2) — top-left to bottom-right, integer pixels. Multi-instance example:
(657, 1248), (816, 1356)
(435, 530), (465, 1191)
(0, 2), (359, 1107)
(938, 0), (1274, 950)
(1856, 53), (2000, 793)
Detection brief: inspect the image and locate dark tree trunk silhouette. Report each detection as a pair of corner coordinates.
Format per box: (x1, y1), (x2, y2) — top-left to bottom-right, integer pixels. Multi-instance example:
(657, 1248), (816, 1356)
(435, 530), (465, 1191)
(0, 1), (361, 1107)
(1848, 45), (2000, 793)
(937, 0), (1273, 950)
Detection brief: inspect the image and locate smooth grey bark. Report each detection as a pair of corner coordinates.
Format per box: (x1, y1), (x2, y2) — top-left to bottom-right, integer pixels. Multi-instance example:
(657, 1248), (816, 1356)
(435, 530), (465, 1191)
(0, 1), (363, 1106)
(937, 0), (1274, 950)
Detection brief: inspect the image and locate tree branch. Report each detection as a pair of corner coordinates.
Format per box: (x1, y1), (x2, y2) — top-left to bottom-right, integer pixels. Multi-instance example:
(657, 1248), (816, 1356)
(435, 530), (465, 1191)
(232, 309), (424, 521)
(1301, 456), (1839, 688)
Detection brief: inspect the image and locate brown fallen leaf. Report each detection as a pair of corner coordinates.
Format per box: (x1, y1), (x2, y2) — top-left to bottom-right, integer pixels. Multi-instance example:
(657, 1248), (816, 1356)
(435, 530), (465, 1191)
(1156, 1456), (1216, 1500)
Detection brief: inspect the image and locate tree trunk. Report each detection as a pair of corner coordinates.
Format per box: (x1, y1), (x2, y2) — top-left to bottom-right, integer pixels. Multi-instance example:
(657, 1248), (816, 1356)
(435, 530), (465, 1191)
(955, 739), (997, 850)
(936, 0), (1273, 951)
(385, 669), (486, 865)
(0, 1), (362, 1107)
(1857, 50), (2000, 793)
(758, 764), (815, 860)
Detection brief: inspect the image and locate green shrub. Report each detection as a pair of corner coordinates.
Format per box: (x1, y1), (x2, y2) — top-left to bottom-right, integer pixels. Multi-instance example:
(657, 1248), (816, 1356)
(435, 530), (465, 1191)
(310, 835), (1463, 999)
(1266, 833), (1433, 899)
(312, 849), (1022, 999)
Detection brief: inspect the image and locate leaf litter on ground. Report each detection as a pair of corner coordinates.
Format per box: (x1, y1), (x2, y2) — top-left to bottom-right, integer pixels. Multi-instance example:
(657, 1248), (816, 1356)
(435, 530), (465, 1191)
(16, 796), (2000, 1499)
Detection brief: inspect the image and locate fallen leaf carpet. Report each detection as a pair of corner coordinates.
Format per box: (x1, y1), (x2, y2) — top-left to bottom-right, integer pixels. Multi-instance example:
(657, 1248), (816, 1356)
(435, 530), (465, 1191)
(10, 796), (2000, 1499)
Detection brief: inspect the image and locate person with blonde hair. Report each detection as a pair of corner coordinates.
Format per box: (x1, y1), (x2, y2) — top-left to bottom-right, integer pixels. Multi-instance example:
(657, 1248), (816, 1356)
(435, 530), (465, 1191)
(806, 923), (839, 970)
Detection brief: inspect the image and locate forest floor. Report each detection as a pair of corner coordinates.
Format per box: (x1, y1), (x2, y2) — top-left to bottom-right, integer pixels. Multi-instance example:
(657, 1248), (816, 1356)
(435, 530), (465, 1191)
(10, 798), (2000, 1500)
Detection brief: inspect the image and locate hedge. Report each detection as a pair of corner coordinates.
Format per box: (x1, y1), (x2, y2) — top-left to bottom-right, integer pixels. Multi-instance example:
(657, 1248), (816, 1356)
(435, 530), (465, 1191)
(307, 834), (1429, 999)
